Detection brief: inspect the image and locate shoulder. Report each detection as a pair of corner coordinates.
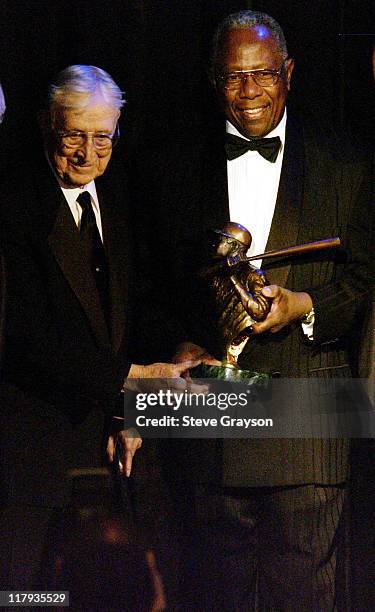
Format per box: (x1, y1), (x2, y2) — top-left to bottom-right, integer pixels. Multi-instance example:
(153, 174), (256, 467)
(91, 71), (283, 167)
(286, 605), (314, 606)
(291, 111), (371, 172)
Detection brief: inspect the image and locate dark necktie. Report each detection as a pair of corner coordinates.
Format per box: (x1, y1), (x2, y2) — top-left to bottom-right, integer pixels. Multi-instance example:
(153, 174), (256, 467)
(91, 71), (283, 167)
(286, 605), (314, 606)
(225, 133), (281, 163)
(77, 191), (110, 328)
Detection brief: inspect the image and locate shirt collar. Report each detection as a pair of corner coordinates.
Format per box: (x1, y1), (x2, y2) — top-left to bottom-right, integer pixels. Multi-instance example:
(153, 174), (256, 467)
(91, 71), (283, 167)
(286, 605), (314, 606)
(44, 149), (99, 211)
(226, 108), (287, 149)
(60, 180), (98, 211)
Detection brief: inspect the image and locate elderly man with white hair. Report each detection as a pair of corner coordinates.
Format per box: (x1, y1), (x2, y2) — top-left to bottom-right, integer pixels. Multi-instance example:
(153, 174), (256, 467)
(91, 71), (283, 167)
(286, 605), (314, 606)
(0, 65), (195, 590)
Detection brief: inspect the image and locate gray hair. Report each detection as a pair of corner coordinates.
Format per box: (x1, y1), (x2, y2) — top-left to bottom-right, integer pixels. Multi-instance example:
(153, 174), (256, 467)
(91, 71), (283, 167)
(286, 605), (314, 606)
(209, 10), (288, 81)
(48, 65), (125, 118)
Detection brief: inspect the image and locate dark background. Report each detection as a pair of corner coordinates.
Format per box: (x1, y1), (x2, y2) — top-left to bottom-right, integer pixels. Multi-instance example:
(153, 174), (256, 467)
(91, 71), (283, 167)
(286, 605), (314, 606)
(0, 2), (373, 606)
(0, 0), (373, 152)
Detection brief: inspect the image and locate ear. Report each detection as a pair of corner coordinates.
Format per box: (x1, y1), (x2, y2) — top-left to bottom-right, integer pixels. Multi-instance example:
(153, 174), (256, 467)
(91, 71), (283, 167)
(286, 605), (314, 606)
(285, 58), (294, 91)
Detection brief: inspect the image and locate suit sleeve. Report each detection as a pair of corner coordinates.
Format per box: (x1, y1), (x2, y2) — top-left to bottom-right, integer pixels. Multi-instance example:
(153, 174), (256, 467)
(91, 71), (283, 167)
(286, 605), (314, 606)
(307, 154), (373, 346)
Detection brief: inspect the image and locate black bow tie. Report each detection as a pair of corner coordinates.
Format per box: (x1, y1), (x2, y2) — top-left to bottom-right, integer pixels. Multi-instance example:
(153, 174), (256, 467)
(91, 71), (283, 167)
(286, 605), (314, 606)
(225, 133), (281, 163)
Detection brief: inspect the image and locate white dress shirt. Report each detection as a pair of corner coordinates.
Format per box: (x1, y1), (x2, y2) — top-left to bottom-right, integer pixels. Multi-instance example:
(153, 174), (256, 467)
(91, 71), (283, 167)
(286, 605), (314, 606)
(227, 110), (286, 268)
(45, 150), (104, 241)
(60, 181), (103, 241)
(226, 110), (314, 337)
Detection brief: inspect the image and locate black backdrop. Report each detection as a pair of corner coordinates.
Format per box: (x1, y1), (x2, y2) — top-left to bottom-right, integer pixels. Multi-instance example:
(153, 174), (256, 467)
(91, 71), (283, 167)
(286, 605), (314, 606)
(0, 2), (373, 606)
(0, 0), (374, 151)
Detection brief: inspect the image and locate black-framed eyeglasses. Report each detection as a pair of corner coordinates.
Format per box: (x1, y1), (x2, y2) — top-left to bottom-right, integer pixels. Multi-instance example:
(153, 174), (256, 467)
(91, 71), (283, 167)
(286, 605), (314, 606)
(216, 63), (286, 89)
(57, 124), (120, 151)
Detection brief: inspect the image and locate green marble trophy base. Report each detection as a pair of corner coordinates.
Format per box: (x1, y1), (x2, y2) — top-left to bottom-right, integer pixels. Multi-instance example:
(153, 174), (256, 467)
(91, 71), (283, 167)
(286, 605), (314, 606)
(191, 363), (269, 385)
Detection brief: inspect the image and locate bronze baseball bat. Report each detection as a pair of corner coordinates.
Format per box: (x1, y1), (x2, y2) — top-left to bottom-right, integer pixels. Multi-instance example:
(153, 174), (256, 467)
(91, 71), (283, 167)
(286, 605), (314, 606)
(226, 237), (341, 268)
(243, 237), (341, 263)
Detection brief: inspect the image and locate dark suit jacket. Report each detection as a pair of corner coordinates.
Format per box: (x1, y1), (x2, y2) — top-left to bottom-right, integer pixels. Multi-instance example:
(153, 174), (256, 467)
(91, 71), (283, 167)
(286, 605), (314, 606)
(134, 115), (373, 486)
(0, 151), (134, 507)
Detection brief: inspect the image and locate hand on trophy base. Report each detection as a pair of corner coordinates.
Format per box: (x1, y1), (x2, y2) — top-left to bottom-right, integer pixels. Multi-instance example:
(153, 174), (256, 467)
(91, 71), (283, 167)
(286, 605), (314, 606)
(189, 221), (337, 383)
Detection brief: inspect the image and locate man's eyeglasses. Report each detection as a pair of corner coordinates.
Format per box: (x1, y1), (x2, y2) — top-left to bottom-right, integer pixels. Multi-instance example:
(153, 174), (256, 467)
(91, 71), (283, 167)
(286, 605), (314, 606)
(217, 64), (286, 89)
(58, 124), (120, 151)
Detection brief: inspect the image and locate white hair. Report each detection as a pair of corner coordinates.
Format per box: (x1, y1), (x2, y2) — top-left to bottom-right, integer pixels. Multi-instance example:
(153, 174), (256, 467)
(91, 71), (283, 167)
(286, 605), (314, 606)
(48, 65), (125, 117)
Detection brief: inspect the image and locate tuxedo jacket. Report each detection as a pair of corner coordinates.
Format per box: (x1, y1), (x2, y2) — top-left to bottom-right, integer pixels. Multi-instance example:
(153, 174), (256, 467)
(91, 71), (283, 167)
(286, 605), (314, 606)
(135, 115), (373, 486)
(0, 151), (135, 506)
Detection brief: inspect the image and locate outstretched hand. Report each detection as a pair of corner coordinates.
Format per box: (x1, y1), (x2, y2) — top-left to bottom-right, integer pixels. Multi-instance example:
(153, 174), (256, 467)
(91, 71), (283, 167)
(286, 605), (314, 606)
(110, 357), (211, 477)
(251, 285), (313, 334)
(126, 359), (208, 392)
(128, 359), (202, 380)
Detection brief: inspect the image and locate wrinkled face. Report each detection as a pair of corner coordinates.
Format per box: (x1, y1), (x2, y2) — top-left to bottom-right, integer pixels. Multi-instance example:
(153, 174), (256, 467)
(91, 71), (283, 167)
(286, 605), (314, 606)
(215, 27), (294, 138)
(48, 96), (120, 187)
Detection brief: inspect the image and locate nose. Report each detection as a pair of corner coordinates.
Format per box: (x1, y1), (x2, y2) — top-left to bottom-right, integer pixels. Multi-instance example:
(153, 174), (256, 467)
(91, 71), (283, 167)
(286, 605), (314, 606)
(239, 74), (263, 98)
(76, 135), (95, 160)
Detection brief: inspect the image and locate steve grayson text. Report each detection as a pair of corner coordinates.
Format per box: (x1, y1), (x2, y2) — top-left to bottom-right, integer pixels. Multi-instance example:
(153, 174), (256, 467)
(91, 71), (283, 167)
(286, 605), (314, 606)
(135, 415), (273, 428)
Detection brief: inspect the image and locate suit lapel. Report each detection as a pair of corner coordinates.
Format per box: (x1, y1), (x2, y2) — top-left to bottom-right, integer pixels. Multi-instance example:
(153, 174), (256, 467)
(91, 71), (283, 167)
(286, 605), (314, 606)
(47, 193), (110, 347)
(96, 173), (130, 354)
(30, 158), (111, 348)
(204, 120), (304, 290)
(262, 116), (304, 288)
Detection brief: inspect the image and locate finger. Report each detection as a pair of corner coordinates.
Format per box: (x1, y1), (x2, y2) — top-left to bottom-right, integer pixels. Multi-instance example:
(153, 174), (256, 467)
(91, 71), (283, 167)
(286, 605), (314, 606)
(203, 357), (222, 366)
(118, 427), (140, 442)
(124, 448), (133, 477)
(251, 320), (270, 334)
(106, 436), (115, 463)
(261, 284), (280, 298)
(253, 317), (287, 334)
(252, 318), (278, 334)
(174, 359), (201, 374)
(173, 354), (191, 364)
(173, 349), (206, 363)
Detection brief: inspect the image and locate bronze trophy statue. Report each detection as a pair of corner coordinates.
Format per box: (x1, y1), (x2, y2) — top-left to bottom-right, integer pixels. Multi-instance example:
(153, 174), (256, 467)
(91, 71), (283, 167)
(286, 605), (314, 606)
(194, 221), (340, 382)
(196, 222), (270, 381)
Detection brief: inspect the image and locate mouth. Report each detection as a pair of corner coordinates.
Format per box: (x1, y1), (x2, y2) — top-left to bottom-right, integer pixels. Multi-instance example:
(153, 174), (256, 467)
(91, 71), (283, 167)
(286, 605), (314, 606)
(238, 105), (269, 119)
(69, 162), (93, 170)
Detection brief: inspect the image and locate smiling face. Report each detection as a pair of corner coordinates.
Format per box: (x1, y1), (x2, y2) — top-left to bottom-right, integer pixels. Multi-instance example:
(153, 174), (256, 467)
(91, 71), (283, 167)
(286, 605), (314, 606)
(47, 95), (120, 187)
(215, 27), (294, 138)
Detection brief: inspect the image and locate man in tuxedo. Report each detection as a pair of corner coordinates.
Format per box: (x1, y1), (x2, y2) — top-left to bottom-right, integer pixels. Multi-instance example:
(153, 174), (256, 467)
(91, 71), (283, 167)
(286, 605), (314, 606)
(135, 10), (373, 610)
(0, 64), (196, 590)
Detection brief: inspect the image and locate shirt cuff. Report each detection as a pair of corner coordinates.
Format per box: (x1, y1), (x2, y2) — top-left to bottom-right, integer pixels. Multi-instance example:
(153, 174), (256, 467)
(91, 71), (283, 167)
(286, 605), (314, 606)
(300, 307), (315, 341)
